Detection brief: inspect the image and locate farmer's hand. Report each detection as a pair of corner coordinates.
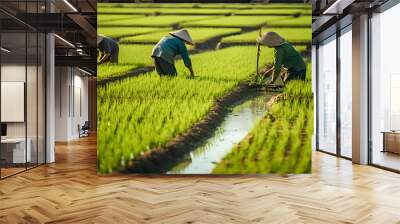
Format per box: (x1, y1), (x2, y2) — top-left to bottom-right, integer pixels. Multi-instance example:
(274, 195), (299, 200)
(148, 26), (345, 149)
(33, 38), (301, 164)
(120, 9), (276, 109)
(263, 67), (273, 77)
(189, 67), (195, 78)
(267, 79), (275, 85)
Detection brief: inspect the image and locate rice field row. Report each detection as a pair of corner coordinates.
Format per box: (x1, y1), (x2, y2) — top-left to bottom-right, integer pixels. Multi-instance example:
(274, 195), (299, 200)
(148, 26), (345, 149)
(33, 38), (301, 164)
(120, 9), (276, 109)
(98, 3), (311, 10)
(98, 44), (154, 81)
(221, 28), (311, 44)
(97, 46), (274, 173)
(99, 15), (311, 28)
(98, 7), (311, 16)
(213, 66), (313, 174)
(98, 27), (167, 39)
(119, 28), (241, 43)
(97, 3), (312, 174)
(99, 15), (216, 27)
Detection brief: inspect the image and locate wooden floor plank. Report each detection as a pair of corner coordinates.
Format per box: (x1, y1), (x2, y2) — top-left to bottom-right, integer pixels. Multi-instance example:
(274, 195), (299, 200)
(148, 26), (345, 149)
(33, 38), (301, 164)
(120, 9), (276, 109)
(0, 135), (399, 223)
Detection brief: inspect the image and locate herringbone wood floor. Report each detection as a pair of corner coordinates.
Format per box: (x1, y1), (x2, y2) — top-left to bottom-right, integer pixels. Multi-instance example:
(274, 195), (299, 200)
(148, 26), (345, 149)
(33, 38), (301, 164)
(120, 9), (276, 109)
(0, 135), (400, 224)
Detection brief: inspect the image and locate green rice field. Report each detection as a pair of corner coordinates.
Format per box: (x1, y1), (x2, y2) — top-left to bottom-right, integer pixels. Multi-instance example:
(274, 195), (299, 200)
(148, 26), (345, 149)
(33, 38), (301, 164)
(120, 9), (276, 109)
(221, 28), (311, 44)
(98, 45), (154, 81)
(213, 66), (313, 174)
(98, 46), (273, 173)
(98, 27), (167, 39)
(98, 3), (311, 10)
(182, 15), (291, 27)
(100, 15), (215, 27)
(97, 3), (312, 174)
(120, 28), (241, 43)
(98, 7), (237, 15)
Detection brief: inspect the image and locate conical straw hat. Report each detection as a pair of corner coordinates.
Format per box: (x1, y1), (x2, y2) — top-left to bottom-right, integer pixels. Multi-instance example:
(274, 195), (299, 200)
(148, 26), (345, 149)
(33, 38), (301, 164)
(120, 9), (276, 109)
(169, 29), (194, 45)
(257, 32), (285, 47)
(97, 34), (104, 45)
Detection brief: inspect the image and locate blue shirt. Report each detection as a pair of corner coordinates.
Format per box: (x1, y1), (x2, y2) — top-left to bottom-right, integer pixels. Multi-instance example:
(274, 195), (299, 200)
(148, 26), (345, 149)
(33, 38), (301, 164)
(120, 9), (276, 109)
(152, 36), (192, 68)
(98, 36), (119, 55)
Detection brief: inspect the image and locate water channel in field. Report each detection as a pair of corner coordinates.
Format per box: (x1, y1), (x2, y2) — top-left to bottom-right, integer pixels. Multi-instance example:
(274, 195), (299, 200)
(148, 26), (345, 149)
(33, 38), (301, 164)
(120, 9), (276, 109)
(168, 90), (274, 174)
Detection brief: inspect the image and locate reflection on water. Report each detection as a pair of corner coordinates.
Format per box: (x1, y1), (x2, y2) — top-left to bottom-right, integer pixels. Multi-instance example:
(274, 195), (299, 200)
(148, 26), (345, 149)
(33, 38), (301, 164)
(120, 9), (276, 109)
(168, 91), (272, 174)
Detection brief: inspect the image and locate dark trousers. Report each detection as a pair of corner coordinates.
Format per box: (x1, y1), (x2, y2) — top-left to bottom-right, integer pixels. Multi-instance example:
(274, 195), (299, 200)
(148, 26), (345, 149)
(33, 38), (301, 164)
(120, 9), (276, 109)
(285, 68), (306, 83)
(110, 46), (119, 63)
(153, 57), (177, 76)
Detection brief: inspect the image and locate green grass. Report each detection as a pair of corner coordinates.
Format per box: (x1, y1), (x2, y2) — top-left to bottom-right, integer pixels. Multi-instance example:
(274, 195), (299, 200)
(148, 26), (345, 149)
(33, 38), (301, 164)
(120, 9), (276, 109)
(120, 28), (241, 43)
(99, 15), (216, 27)
(98, 27), (168, 39)
(213, 64), (313, 174)
(97, 46), (274, 173)
(221, 28), (311, 43)
(98, 45), (155, 81)
(183, 15), (289, 27)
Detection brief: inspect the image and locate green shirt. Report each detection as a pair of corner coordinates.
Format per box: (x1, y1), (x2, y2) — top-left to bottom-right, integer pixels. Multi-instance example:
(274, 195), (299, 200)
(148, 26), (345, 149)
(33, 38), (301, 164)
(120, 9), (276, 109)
(273, 42), (306, 78)
(152, 36), (192, 68)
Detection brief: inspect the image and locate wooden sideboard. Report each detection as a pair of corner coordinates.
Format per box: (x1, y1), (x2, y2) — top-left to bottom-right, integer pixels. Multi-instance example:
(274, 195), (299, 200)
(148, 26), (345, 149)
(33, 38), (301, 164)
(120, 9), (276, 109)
(382, 131), (400, 154)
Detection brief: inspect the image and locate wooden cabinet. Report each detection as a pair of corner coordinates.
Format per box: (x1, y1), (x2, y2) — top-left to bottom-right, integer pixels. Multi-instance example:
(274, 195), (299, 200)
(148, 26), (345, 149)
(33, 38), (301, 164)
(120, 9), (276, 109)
(382, 132), (400, 154)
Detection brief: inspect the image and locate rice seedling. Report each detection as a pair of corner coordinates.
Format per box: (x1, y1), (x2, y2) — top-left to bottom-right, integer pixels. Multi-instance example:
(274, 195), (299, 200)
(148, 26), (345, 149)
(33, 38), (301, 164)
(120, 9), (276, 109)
(120, 28), (241, 43)
(221, 28), (311, 43)
(183, 16), (291, 27)
(251, 3), (311, 9)
(234, 8), (311, 15)
(98, 7), (237, 15)
(98, 27), (168, 39)
(97, 46), (274, 173)
(213, 66), (313, 174)
(98, 15), (143, 24)
(98, 64), (139, 81)
(97, 2), (312, 174)
(118, 44), (155, 65)
(98, 45), (155, 81)
(97, 3), (311, 10)
(97, 3), (251, 9)
(267, 15), (312, 27)
(100, 15), (216, 27)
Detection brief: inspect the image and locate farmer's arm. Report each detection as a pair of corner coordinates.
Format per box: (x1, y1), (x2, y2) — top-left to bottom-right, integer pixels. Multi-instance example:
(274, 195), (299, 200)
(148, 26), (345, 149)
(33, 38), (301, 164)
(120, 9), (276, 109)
(262, 67), (274, 77)
(179, 42), (194, 76)
(272, 48), (284, 83)
(98, 51), (111, 64)
(98, 39), (112, 64)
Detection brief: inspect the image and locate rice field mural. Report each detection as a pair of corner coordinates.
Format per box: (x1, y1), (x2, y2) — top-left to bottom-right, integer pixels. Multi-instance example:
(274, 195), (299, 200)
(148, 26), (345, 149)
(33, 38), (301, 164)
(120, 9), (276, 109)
(97, 2), (312, 174)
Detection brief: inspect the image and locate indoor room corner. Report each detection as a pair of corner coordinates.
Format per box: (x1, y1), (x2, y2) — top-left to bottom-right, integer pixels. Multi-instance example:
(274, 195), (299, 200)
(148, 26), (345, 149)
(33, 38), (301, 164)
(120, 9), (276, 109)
(0, 0), (97, 179)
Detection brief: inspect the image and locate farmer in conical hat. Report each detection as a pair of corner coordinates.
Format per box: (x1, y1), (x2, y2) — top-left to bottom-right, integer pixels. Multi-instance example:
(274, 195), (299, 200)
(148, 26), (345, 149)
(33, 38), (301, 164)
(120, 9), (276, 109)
(97, 34), (119, 64)
(151, 29), (195, 77)
(257, 32), (306, 84)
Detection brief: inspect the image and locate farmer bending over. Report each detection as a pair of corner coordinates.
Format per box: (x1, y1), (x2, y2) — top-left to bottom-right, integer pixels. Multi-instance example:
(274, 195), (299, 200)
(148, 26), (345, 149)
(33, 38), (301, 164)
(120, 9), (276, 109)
(97, 34), (119, 64)
(151, 29), (194, 77)
(257, 32), (306, 84)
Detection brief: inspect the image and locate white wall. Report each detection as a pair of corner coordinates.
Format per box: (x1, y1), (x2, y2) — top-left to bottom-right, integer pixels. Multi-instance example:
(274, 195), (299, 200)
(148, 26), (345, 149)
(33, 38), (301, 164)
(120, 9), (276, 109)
(54, 67), (89, 141)
(1, 65), (27, 138)
(55, 66), (70, 141)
